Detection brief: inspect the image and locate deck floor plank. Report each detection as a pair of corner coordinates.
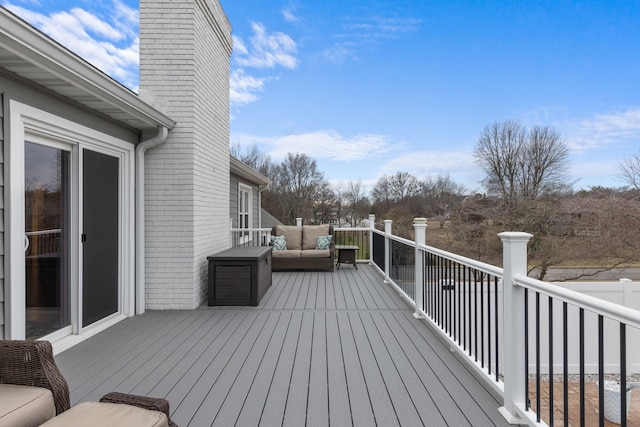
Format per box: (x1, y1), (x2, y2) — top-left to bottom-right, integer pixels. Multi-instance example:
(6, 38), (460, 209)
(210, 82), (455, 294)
(282, 311), (314, 427)
(335, 311), (377, 427)
(326, 311), (354, 427)
(256, 311), (304, 427)
(307, 312), (329, 427)
(232, 311), (293, 427)
(168, 312), (263, 423)
(132, 311), (237, 397)
(347, 311), (401, 427)
(69, 310), (204, 402)
(358, 311), (424, 426)
(191, 312), (282, 426)
(56, 264), (511, 427)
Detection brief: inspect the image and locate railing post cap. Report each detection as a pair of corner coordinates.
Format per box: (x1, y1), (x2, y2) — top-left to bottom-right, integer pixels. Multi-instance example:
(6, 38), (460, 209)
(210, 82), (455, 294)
(413, 217), (427, 225)
(384, 219), (393, 224)
(498, 231), (533, 243)
(369, 213), (375, 219)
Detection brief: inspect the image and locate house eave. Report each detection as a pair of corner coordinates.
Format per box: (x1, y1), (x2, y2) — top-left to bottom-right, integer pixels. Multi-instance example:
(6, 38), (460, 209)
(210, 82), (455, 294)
(0, 7), (176, 132)
(230, 155), (272, 187)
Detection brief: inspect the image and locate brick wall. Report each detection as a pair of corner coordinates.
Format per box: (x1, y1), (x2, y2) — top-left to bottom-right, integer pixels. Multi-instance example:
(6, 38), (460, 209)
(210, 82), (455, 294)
(140, 0), (232, 308)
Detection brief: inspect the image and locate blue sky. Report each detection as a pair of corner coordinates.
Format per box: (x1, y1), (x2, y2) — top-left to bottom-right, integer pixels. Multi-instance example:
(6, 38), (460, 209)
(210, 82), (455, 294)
(4, 0), (640, 193)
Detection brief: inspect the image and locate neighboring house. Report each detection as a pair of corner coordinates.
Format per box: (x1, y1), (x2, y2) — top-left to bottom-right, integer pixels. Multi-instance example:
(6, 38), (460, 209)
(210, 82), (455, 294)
(0, 0), (233, 349)
(229, 155), (271, 241)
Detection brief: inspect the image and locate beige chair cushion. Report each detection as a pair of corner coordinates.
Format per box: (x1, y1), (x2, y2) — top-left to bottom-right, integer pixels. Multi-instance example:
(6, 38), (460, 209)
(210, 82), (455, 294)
(275, 225), (302, 250)
(271, 249), (301, 259)
(302, 225), (330, 250)
(40, 401), (168, 427)
(0, 384), (55, 427)
(300, 249), (330, 258)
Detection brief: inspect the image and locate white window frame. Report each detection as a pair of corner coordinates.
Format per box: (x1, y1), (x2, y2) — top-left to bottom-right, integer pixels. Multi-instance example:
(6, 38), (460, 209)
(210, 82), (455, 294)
(238, 183), (252, 244)
(6, 101), (135, 345)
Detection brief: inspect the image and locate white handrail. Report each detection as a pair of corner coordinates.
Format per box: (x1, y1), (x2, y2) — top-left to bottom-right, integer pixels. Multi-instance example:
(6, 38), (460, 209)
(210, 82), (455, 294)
(514, 273), (640, 329)
(25, 228), (62, 236)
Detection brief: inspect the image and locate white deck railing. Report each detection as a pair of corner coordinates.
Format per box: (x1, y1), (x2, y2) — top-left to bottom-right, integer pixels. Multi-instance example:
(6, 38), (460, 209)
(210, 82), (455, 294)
(232, 217), (640, 426)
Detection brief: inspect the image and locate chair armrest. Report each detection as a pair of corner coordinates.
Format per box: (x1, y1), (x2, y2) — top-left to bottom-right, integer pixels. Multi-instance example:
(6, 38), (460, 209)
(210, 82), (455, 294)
(100, 392), (178, 427)
(0, 340), (70, 414)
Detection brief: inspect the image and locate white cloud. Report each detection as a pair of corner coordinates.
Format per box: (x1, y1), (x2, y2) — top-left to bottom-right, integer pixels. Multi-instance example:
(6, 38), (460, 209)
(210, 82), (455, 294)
(380, 151), (484, 190)
(231, 22), (298, 108)
(69, 8), (124, 40)
(564, 108), (640, 152)
(230, 69), (268, 107)
(233, 22), (298, 69)
(345, 16), (422, 38)
(4, 1), (139, 90)
(324, 15), (422, 64)
(232, 130), (395, 161)
(282, 7), (301, 24)
(322, 42), (358, 65)
(382, 151), (475, 174)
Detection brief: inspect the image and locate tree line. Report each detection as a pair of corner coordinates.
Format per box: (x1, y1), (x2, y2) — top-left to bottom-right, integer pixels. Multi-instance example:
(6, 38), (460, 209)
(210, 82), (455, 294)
(232, 120), (640, 280)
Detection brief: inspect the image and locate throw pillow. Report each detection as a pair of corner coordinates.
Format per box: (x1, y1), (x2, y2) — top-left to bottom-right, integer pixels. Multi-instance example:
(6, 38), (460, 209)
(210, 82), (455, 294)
(271, 235), (287, 250)
(315, 235), (332, 250)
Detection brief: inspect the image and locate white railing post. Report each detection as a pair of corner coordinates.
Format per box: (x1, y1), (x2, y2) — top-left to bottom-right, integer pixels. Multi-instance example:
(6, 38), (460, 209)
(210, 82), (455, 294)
(229, 218), (234, 247)
(368, 214), (375, 265)
(498, 231), (532, 424)
(296, 217), (302, 226)
(384, 220), (393, 284)
(413, 218), (427, 319)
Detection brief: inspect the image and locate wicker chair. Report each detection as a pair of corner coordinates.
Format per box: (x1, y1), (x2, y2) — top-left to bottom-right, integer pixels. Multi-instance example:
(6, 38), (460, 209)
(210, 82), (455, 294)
(0, 340), (70, 415)
(0, 340), (178, 427)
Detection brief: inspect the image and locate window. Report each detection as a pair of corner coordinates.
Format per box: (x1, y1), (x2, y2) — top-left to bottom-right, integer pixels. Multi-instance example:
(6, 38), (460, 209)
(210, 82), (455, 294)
(238, 184), (252, 243)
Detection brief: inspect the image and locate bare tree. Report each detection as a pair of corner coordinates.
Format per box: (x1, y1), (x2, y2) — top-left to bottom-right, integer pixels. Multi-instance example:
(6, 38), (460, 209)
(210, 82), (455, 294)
(314, 182), (335, 224)
(345, 180), (367, 226)
(272, 153), (327, 224)
(388, 172), (421, 201)
(422, 173), (467, 225)
(332, 183), (346, 226)
(230, 143), (276, 178)
(474, 120), (570, 201)
(619, 150), (640, 191)
(371, 175), (393, 209)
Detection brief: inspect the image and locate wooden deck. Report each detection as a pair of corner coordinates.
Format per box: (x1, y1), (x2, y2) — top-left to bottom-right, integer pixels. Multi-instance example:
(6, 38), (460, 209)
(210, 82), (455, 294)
(55, 265), (510, 426)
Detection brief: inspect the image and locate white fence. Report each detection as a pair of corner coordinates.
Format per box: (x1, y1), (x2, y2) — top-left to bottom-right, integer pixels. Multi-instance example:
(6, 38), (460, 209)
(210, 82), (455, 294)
(530, 279), (640, 374)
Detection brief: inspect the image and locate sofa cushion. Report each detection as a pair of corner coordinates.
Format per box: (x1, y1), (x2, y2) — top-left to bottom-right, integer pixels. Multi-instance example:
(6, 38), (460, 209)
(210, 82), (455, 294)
(270, 235), (287, 250)
(275, 225), (302, 250)
(271, 249), (301, 259)
(40, 401), (168, 427)
(302, 225), (330, 250)
(300, 249), (331, 258)
(0, 384), (55, 427)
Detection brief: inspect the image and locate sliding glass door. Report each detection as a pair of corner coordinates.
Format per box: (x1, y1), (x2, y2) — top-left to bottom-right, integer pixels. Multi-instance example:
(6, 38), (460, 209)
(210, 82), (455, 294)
(82, 149), (119, 327)
(24, 142), (71, 339)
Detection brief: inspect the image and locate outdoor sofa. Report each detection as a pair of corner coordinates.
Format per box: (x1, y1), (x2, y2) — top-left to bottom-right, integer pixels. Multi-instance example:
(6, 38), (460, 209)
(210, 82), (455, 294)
(270, 224), (335, 271)
(0, 340), (177, 427)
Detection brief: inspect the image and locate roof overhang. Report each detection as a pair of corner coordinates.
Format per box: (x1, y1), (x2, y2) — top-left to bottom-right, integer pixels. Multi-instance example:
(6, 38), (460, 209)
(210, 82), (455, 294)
(230, 155), (272, 187)
(0, 7), (176, 132)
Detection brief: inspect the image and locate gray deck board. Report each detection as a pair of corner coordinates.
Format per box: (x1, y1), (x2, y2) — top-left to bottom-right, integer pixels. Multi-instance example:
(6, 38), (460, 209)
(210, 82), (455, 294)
(55, 264), (511, 427)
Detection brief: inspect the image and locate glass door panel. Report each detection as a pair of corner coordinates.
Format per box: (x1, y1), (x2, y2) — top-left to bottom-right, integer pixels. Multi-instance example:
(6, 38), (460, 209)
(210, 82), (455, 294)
(24, 142), (70, 339)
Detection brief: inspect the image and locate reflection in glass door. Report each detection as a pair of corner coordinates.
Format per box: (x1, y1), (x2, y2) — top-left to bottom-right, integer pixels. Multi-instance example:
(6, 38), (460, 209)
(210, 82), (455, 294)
(24, 142), (70, 339)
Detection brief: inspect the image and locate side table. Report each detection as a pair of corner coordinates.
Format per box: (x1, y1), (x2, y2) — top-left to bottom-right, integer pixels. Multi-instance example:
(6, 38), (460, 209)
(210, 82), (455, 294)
(335, 245), (359, 270)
